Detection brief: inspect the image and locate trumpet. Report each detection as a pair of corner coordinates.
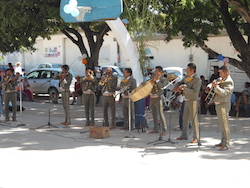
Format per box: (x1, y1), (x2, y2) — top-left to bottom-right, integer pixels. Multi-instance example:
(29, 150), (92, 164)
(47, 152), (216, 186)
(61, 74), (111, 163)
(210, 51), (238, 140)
(83, 70), (94, 81)
(99, 74), (111, 86)
(88, 70), (94, 77)
(205, 78), (222, 105)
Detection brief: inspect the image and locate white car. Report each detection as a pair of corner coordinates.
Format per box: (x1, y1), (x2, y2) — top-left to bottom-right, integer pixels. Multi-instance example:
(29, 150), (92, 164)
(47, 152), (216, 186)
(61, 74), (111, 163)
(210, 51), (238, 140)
(163, 66), (184, 82)
(26, 68), (76, 99)
(30, 63), (63, 72)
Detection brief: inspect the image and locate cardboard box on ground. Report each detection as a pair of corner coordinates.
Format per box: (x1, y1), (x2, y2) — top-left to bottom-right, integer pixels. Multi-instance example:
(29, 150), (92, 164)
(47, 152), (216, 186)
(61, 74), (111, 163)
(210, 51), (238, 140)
(89, 127), (110, 139)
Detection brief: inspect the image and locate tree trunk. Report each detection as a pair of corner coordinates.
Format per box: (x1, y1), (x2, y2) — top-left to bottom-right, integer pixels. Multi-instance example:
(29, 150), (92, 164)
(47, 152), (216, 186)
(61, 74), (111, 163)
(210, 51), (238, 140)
(61, 22), (110, 70)
(194, 1), (250, 79)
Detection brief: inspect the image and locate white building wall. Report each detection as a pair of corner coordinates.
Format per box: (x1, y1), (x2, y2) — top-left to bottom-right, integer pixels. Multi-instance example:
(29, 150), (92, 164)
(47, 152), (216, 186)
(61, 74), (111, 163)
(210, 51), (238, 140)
(2, 31), (249, 91)
(142, 36), (242, 80)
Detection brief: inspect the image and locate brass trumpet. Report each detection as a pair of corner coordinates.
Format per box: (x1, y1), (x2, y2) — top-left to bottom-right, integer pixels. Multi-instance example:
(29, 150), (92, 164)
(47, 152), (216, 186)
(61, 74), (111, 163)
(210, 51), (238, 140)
(99, 75), (108, 86)
(88, 70), (94, 77)
(99, 72), (111, 86)
(83, 70), (94, 81)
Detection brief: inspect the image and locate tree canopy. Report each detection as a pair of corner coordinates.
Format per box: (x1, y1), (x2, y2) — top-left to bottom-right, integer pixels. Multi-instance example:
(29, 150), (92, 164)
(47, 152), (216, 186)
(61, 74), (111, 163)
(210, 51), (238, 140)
(122, 0), (166, 72)
(159, 0), (250, 78)
(0, 0), (61, 52)
(1, 0), (250, 77)
(0, 0), (110, 69)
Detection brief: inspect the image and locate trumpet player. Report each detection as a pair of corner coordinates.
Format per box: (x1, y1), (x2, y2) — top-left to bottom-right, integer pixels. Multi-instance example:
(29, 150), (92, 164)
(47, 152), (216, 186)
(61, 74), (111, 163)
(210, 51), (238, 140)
(149, 66), (168, 136)
(176, 63), (201, 143)
(210, 66), (234, 151)
(80, 68), (98, 126)
(54, 65), (72, 126)
(3, 69), (18, 121)
(100, 67), (117, 129)
(119, 68), (137, 130)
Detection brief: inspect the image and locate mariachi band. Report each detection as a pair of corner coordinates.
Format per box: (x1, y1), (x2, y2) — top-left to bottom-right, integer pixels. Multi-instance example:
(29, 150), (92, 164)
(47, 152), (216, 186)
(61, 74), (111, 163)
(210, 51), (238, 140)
(18, 62), (231, 151)
(76, 63), (233, 151)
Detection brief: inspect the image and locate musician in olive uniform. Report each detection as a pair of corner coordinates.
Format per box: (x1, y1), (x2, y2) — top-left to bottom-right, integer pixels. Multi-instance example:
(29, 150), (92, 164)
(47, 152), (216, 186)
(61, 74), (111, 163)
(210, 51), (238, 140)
(80, 68), (98, 126)
(100, 67), (117, 129)
(149, 66), (168, 136)
(119, 68), (137, 130)
(3, 69), (17, 121)
(55, 65), (72, 126)
(212, 66), (234, 151)
(176, 63), (201, 143)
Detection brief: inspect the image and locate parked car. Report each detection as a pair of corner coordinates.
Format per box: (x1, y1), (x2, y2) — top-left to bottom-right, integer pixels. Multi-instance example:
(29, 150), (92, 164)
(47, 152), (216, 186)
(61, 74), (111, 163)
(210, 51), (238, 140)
(163, 66), (184, 82)
(26, 68), (76, 99)
(101, 65), (124, 88)
(30, 63), (63, 72)
(118, 66), (126, 73)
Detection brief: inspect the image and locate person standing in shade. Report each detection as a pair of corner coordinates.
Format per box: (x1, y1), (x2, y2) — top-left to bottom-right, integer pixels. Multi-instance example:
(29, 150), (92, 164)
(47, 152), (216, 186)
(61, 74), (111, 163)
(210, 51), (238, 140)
(100, 67), (117, 129)
(212, 66), (234, 151)
(119, 68), (137, 130)
(210, 66), (220, 82)
(176, 63), (201, 143)
(80, 68), (98, 126)
(235, 82), (250, 117)
(22, 75), (34, 101)
(55, 65), (72, 126)
(3, 69), (17, 121)
(8, 63), (15, 73)
(71, 75), (82, 105)
(94, 63), (102, 105)
(149, 66), (168, 136)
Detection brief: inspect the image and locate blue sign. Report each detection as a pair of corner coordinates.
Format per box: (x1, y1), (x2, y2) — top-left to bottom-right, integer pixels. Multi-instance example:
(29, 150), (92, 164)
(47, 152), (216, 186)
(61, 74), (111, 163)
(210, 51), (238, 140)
(60, 0), (123, 23)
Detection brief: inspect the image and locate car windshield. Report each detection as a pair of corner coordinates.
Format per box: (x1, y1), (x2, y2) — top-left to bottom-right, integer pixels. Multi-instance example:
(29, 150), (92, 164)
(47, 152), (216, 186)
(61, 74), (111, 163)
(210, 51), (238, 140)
(115, 68), (123, 76)
(52, 64), (62, 68)
(102, 67), (124, 77)
(166, 70), (181, 77)
(27, 71), (40, 79)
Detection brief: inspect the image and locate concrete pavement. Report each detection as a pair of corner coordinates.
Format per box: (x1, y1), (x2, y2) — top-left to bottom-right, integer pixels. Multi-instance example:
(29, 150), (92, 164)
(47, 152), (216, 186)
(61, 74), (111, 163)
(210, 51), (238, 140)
(0, 98), (249, 188)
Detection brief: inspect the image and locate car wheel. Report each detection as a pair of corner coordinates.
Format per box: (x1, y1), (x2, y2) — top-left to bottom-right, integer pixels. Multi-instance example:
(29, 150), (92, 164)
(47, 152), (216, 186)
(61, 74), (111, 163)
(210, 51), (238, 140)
(49, 87), (59, 103)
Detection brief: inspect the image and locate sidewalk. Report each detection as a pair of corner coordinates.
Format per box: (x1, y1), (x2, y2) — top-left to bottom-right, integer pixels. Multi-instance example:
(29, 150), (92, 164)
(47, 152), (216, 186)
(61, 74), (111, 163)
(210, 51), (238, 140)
(0, 99), (249, 188)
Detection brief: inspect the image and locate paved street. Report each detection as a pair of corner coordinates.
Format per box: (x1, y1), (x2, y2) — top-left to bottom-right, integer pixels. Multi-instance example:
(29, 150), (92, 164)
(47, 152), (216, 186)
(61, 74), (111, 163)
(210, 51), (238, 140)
(0, 97), (249, 188)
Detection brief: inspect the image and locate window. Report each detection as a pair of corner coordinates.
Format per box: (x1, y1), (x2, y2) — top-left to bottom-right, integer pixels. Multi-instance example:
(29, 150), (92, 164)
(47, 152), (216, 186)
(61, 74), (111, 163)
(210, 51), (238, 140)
(27, 71), (40, 79)
(40, 71), (51, 78)
(39, 64), (47, 69)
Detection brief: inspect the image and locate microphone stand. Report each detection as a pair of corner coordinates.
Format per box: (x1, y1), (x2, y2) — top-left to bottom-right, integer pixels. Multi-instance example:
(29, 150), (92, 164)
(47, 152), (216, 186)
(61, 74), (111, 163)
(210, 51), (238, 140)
(147, 101), (178, 148)
(124, 88), (135, 138)
(17, 79), (26, 127)
(35, 91), (58, 129)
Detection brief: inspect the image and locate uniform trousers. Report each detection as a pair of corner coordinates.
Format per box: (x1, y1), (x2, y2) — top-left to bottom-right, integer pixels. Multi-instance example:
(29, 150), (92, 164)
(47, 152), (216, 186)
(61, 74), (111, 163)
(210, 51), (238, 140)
(4, 92), (17, 120)
(150, 97), (167, 132)
(82, 93), (95, 124)
(61, 90), (70, 124)
(102, 95), (116, 126)
(181, 100), (199, 140)
(121, 97), (134, 128)
(215, 102), (231, 147)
